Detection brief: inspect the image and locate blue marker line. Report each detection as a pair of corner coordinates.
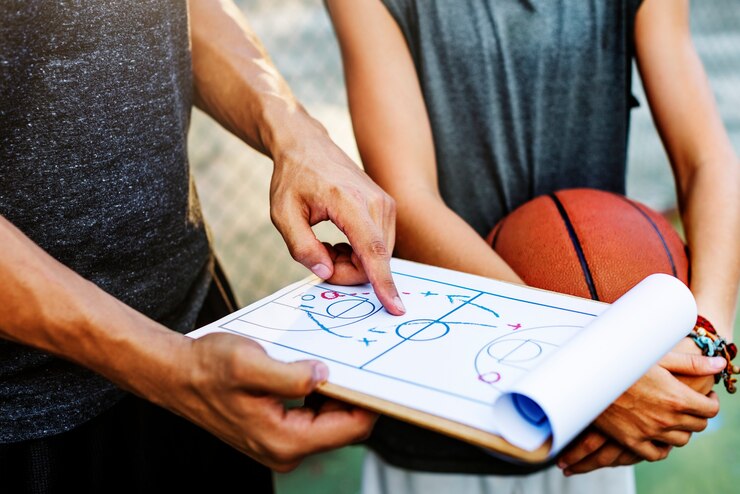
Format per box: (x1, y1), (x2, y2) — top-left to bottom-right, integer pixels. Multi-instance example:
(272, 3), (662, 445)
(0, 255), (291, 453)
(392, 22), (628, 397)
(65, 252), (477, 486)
(469, 302), (500, 318)
(446, 321), (499, 329)
(305, 311), (351, 338)
(360, 292), (486, 369)
(216, 326), (494, 407)
(391, 270), (599, 317)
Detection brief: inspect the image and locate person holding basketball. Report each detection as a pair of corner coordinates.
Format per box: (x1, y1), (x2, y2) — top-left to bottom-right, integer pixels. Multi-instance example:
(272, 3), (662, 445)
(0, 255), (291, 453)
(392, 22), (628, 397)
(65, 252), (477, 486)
(0, 0), (405, 492)
(326, 0), (740, 492)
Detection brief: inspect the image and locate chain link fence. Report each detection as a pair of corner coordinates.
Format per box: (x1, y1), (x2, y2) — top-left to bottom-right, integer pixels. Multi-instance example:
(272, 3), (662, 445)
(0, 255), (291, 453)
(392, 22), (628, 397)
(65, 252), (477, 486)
(189, 0), (352, 306)
(190, 0), (740, 308)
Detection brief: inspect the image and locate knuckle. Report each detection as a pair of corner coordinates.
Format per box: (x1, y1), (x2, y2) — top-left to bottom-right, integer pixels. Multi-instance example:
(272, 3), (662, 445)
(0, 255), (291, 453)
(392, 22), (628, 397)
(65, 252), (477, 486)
(268, 440), (301, 467)
(654, 415), (673, 432)
(384, 193), (397, 213)
(676, 432), (692, 447)
(222, 347), (249, 381)
(354, 421), (374, 442)
(656, 447), (671, 461)
(272, 462), (300, 474)
(365, 186), (385, 204)
(693, 356), (708, 375)
(269, 207), (287, 230)
(293, 371), (317, 396)
(367, 239), (390, 258)
(645, 449), (662, 462)
(623, 437), (641, 453)
(242, 436), (261, 455)
(559, 447), (577, 462)
(381, 277), (397, 293)
(338, 185), (360, 205)
(289, 243), (315, 264)
(687, 354), (702, 374)
(595, 453), (612, 467)
(662, 394), (683, 413)
(262, 410), (284, 433)
(583, 435), (603, 454)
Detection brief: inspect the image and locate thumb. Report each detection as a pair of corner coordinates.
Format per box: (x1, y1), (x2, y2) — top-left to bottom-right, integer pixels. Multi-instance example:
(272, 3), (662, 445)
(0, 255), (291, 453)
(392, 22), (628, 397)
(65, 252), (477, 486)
(242, 352), (331, 399)
(659, 351), (726, 376)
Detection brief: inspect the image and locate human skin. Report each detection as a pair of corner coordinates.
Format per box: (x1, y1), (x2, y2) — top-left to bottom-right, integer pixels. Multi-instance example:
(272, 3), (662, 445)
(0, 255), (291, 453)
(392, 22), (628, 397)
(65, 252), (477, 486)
(0, 0), (408, 473)
(326, 0), (739, 474)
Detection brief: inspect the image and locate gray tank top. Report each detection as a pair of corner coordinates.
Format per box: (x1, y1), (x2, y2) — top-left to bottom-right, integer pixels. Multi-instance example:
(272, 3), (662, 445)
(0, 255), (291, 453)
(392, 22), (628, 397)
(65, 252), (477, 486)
(0, 0), (211, 442)
(370, 0), (643, 473)
(383, 0), (642, 236)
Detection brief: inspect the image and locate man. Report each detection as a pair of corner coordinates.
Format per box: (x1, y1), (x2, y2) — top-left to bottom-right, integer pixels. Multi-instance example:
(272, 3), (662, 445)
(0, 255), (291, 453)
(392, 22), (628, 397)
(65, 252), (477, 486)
(0, 0), (404, 491)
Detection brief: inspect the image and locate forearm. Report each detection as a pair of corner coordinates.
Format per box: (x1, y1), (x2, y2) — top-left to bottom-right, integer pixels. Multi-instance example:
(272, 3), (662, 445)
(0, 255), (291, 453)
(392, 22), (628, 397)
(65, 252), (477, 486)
(189, 0), (327, 159)
(392, 192), (522, 284)
(633, 0), (740, 338)
(678, 158), (740, 340)
(0, 216), (189, 406)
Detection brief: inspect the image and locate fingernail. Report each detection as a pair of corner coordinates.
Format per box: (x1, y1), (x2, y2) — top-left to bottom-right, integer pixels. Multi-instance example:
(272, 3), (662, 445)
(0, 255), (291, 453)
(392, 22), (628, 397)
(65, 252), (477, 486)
(311, 264), (331, 279)
(557, 459), (568, 469)
(710, 356), (726, 369)
(312, 362), (329, 384)
(563, 469), (572, 477)
(394, 296), (406, 313)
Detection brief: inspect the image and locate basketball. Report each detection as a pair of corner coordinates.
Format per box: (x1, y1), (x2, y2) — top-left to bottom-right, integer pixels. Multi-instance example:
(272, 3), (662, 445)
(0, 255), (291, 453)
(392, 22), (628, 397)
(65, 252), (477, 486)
(486, 188), (690, 303)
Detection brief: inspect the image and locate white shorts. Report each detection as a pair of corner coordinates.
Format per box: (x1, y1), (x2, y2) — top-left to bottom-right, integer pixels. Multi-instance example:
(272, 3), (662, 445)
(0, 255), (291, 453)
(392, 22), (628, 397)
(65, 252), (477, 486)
(361, 449), (636, 494)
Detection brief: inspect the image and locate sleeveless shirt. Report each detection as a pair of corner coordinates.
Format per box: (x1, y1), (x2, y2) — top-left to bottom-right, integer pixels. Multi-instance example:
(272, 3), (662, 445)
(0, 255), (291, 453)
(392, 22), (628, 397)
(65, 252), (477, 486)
(369, 0), (643, 473)
(0, 0), (211, 442)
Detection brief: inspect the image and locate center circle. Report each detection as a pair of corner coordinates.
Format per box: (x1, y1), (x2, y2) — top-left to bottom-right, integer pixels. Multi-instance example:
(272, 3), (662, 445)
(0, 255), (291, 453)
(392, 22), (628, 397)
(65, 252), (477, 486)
(395, 319), (450, 341)
(325, 299), (376, 319)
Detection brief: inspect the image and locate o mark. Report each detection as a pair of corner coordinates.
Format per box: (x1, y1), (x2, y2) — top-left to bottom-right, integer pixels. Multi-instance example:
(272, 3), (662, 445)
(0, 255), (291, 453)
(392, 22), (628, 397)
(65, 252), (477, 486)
(321, 291), (342, 300)
(478, 372), (501, 384)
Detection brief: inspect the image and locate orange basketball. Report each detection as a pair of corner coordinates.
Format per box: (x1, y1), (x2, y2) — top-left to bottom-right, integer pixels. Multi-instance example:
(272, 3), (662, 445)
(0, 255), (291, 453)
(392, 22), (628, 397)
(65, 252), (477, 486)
(486, 188), (690, 303)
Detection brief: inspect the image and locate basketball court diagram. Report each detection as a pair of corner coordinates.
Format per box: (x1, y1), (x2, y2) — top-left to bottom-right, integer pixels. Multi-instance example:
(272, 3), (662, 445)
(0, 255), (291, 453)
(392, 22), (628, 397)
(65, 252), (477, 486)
(474, 325), (583, 389)
(206, 262), (602, 406)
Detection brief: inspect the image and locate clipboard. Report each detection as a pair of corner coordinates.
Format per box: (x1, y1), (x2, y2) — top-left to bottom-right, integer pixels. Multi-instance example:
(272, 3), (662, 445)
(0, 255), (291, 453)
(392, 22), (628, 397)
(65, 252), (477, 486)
(188, 258), (696, 462)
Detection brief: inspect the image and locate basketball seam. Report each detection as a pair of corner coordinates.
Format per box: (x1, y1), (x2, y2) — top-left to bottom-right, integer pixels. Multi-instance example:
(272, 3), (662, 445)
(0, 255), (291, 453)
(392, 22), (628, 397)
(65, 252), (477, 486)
(491, 217), (506, 250)
(613, 193), (678, 278)
(548, 193), (600, 301)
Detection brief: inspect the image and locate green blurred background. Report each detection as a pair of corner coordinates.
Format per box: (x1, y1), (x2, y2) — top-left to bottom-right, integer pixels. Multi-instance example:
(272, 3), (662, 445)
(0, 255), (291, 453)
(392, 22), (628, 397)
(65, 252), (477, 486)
(188, 1), (740, 492)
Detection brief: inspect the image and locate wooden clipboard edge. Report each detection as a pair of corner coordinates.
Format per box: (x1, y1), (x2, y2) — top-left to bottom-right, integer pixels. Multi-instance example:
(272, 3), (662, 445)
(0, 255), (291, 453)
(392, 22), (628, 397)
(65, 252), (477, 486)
(317, 382), (552, 464)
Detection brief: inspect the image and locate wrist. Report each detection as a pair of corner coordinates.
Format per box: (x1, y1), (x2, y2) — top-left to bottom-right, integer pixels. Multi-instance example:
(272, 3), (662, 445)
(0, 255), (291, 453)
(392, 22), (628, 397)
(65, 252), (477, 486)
(259, 98), (329, 162)
(69, 286), (193, 406)
(688, 315), (738, 393)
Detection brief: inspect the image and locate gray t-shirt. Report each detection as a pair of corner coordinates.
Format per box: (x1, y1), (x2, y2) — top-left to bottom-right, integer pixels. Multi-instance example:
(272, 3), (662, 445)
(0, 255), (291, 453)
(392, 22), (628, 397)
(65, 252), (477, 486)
(370, 0), (643, 473)
(0, 0), (211, 442)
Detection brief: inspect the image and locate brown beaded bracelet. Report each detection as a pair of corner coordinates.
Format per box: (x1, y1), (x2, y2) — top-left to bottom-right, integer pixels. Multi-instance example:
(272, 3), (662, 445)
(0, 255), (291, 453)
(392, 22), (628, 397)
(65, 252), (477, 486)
(689, 315), (738, 394)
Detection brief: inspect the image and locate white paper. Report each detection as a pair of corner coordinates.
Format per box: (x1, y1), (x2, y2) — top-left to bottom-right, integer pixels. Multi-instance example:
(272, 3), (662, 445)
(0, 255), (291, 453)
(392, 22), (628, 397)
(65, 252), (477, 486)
(491, 273), (697, 453)
(187, 259), (696, 458)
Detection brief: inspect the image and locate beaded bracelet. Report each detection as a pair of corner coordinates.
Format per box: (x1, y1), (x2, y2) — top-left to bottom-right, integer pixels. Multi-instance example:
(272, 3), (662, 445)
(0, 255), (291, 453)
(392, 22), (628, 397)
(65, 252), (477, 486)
(688, 315), (738, 394)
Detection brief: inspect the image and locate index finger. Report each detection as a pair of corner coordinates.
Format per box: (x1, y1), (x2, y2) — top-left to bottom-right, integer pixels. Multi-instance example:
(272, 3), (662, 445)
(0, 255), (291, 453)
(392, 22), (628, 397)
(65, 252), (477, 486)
(280, 405), (378, 457)
(670, 382), (721, 418)
(557, 429), (608, 470)
(337, 204), (405, 315)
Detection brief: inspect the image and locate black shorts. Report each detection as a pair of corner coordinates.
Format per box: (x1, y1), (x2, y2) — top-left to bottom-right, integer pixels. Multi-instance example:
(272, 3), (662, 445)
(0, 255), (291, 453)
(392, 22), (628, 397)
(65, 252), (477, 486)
(0, 261), (274, 494)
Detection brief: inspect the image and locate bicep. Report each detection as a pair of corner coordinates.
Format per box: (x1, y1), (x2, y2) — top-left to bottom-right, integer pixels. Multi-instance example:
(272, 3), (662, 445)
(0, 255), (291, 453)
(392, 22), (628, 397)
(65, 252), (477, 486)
(326, 0), (438, 201)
